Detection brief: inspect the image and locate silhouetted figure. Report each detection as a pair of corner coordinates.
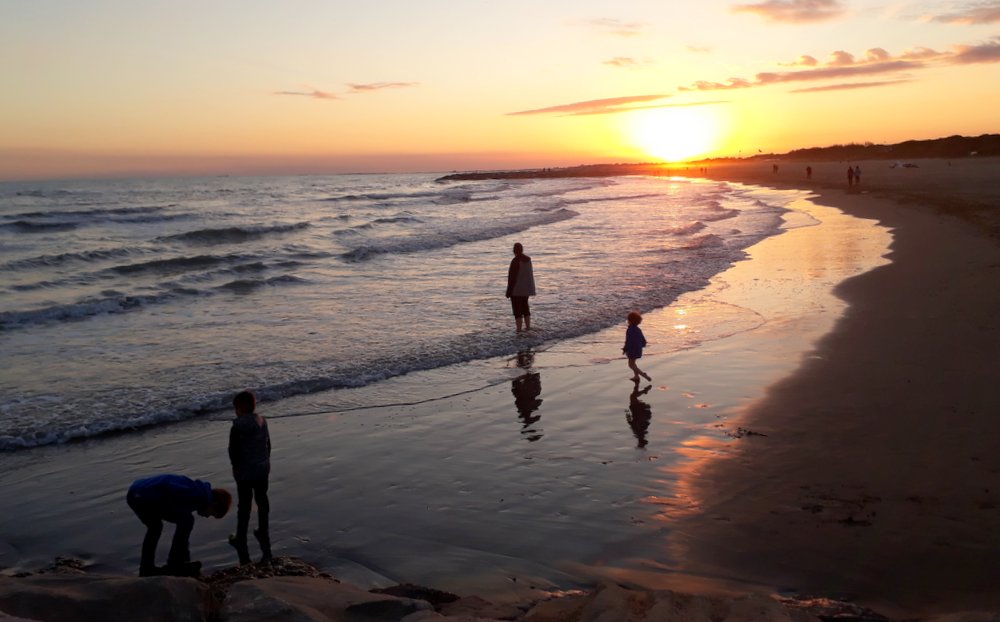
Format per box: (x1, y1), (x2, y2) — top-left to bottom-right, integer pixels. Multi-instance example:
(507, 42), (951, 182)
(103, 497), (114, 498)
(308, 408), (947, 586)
(228, 390), (272, 565)
(623, 311), (651, 382)
(806, 166), (812, 179)
(627, 384), (653, 448)
(126, 474), (231, 577)
(512, 372), (543, 442)
(853, 165), (861, 184)
(772, 164), (779, 174)
(505, 242), (536, 332)
(847, 165), (855, 186)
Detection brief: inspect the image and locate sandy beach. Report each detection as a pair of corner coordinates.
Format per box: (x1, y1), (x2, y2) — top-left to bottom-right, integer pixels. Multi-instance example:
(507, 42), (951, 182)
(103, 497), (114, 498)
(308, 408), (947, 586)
(660, 156), (1000, 616)
(2, 157), (999, 620)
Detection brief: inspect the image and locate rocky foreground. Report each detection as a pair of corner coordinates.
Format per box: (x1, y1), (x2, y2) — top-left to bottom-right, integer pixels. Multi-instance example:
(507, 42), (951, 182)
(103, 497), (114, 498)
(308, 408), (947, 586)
(3, 556), (972, 622)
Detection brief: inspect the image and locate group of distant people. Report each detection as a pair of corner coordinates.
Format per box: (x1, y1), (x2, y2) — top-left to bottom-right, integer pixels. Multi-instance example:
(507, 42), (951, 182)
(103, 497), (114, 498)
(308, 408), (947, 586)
(802, 164), (862, 184)
(125, 390), (271, 576)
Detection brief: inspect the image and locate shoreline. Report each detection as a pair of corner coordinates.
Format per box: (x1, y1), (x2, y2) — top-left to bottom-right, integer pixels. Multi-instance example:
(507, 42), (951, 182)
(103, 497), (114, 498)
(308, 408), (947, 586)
(2, 159), (999, 619)
(662, 159), (1000, 616)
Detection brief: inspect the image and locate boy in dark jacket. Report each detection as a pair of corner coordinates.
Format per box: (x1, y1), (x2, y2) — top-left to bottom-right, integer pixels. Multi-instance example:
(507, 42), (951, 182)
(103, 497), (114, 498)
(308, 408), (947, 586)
(228, 390), (272, 564)
(126, 474), (231, 577)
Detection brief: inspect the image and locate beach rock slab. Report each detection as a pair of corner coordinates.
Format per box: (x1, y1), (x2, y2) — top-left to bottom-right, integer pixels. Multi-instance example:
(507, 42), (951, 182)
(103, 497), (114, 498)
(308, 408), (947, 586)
(223, 575), (433, 621)
(522, 582), (822, 622)
(438, 595), (523, 620)
(0, 573), (214, 622)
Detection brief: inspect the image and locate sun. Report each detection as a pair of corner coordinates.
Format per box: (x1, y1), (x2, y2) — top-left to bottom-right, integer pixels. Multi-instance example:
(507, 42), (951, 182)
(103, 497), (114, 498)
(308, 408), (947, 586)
(627, 106), (723, 162)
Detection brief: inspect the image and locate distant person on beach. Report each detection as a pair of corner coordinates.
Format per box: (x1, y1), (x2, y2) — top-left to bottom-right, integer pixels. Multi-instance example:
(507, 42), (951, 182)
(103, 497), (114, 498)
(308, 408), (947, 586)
(854, 165), (861, 184)
(505, 242), (536, 332)
(126, 474), (231, 577)
(847, 166), (855, 186)
(806, 166), (812, 179)
(623, 311), (651, 382)
(228, 390), (272, 565)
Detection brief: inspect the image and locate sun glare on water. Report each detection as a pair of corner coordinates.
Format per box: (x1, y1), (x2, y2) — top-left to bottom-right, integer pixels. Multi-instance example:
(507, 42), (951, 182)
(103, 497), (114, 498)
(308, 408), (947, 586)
(627, 107), (723, 163)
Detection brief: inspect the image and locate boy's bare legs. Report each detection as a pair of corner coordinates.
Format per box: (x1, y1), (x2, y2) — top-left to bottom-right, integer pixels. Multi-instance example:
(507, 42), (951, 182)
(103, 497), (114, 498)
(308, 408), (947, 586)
(515, 316), (523, 332)
(524, 315), (530, 331)
(628, 358), (651, 382)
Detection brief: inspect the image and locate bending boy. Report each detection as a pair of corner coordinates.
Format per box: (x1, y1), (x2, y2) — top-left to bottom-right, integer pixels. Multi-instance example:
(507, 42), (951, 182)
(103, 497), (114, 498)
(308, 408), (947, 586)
(126, 474), (231, 577)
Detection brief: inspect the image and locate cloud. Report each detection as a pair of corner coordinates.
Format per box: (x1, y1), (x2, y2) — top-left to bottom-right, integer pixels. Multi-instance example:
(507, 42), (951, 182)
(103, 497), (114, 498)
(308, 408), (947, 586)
(679, 38), (1000, 92)
(347, 82), (419, 92)
(275, 88), (338, 100)
(731, 0), (846, 23)
(828, 50), (856, 66)
(603, 57), (640, 67)
(791, 79), (912, 92)
(950, 37), (1000, 62)
(580, 17), (646, 36)
(780, 54), (819, 66)
(687, 45), (714, 54)
(680, 59), (923, 91)
(932, 2), (1000, 24)
(507, 96), (728, 117)
(863, 48), (892, 62)
(508, 94), (672, 116)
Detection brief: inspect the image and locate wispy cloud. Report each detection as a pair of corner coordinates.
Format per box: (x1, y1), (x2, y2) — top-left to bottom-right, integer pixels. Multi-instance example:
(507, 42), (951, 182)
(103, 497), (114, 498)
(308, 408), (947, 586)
(347, 82), (419, 92)
(791, 79), (912, 92)
(508, 94), (672, 116)
(687, 45), (714, 54)
(603, 57), (641, 68)
(731, 0), (846, 23)
(579, 17), (646, 36)
(275, 81), (419, 101)
(275, 88), (338, 100)
(931, 2), (1000, 24)
(680, 38), (1000, 92)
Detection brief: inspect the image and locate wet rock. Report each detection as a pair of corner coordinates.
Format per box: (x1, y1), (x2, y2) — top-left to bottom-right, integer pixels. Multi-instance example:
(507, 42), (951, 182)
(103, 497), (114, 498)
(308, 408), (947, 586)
(0, 573), (214, 622)
(222, 575), (432, 622)
(439, 595), (524, 620)
(522, 582), (822, 622)
(371, 583), (459, 608)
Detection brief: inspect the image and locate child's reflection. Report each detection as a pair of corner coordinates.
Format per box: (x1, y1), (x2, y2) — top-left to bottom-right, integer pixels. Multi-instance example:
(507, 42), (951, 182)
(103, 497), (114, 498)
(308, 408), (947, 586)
(627, 384), (652, 448)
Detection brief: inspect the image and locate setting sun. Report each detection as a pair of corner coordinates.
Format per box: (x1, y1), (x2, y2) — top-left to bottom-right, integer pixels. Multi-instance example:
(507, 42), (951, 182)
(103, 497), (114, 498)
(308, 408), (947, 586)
(627, 107), (724, 163)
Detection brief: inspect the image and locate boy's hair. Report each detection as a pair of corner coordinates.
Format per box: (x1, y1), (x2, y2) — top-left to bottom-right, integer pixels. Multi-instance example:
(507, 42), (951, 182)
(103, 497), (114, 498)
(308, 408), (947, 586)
(210, 488), (232, 519)
(627, 311), (642, 325)
(513, 242), (523, 254)
(233, 390), (256, 414)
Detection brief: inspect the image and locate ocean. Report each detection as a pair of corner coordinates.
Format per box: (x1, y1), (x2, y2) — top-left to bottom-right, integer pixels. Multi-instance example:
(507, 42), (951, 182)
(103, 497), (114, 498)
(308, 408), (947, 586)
(0, 173), (792, 451)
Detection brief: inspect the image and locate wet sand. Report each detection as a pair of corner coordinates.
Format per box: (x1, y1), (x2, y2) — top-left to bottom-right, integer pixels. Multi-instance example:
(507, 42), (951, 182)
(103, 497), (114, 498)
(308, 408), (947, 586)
(660, 157), (1000, 617)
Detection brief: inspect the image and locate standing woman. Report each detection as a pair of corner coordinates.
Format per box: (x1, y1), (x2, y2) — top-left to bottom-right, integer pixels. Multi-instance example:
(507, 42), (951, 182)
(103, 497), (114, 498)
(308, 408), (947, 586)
(505, 242), (536, 332)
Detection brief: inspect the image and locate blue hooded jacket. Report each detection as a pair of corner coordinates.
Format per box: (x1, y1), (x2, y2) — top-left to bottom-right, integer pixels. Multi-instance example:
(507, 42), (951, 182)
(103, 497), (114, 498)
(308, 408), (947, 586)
(127, 474), (213, 523)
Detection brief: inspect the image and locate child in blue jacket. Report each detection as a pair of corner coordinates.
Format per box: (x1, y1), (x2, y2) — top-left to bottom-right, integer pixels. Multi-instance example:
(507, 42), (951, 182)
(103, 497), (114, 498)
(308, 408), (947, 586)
(623, 311), (651, 383)
(126, 474), (231, 576)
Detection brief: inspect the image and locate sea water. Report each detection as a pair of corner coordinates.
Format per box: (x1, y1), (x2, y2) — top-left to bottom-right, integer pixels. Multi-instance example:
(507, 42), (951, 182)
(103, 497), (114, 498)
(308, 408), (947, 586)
(0, 173), (792, 451)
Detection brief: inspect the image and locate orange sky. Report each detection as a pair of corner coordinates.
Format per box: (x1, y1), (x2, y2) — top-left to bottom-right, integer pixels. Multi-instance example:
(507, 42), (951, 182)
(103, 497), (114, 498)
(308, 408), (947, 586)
(2, 1), (998, 180)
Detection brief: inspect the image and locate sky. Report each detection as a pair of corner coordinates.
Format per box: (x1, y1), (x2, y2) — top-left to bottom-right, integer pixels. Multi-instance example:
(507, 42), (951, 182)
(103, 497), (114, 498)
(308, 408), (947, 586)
(1, 0), (998, 180)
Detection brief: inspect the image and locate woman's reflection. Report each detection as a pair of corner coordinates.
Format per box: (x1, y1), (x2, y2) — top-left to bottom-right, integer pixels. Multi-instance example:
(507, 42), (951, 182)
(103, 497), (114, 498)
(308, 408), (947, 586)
(511, 350), (543, 442)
